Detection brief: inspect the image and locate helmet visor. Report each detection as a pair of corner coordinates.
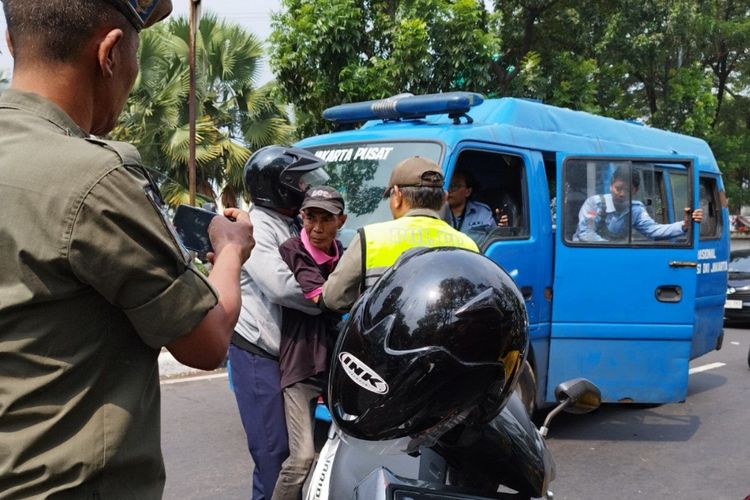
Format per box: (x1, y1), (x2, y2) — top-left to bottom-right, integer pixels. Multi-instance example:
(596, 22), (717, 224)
(298, 168), (330, 192)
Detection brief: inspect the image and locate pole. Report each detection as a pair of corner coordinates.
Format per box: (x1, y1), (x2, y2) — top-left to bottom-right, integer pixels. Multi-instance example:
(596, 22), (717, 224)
(188, 0), (202, 205)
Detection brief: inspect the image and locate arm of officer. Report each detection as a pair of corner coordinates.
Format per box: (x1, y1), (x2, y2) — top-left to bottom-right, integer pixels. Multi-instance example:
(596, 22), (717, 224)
(321, 233), (363, 313)
(68, 169), (249, 371)
(575, 196), (606, 242)
(166, 208), (254, 370)
(279, 238), (326, 303)
(246, 216), (320, 315)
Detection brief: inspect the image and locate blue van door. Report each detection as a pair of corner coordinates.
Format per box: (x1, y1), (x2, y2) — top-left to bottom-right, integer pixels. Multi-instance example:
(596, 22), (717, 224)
(692, 174), (728, 358)
(444, 144), (553, 409)
(549, 156), (699, 404)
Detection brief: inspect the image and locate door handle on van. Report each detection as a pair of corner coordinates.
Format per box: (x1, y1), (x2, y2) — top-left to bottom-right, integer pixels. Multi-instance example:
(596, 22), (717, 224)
(520, 286), (533, 300)
(669, 261), (697, 268)
(656, 285), (682, 302)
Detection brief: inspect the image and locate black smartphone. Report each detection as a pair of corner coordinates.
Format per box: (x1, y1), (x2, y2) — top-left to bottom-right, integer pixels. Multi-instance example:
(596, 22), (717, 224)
(172, 204), (217, 257)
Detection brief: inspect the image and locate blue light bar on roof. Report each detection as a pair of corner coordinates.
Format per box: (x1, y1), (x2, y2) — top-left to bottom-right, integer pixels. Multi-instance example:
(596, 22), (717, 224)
(323, 92), (485, 124)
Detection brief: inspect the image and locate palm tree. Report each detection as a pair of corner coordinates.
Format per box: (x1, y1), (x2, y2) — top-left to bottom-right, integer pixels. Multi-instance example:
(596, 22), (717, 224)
(113, 12), (293, 207)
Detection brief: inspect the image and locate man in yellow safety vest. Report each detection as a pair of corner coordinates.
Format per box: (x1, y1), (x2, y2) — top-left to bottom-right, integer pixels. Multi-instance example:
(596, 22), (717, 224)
(321, 156), (478, 313)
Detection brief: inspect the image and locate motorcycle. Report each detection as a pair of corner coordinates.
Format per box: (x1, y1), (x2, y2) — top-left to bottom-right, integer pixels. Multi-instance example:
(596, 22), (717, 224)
(305, 378), (601, 500)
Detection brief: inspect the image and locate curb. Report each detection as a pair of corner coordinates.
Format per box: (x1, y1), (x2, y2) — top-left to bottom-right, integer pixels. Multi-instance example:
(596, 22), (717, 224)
(158, 349), (203, 379)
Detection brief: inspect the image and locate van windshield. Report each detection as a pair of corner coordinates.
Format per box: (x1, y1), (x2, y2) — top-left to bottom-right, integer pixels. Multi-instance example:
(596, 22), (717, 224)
(306, 141), (443, 247)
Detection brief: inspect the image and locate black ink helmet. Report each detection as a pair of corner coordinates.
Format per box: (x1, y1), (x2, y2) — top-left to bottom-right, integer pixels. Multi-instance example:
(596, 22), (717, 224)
(243, 146), (330, 212)
(328, 247), (528, 442)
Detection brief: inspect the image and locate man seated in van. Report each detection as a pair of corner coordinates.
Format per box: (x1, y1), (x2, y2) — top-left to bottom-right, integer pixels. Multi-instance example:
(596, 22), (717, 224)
(441, 169), (508, 231)
(573, 166), (703, 242)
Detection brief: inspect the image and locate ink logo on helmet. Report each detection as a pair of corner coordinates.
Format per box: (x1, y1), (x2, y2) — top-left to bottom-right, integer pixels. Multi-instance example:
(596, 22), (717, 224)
(338, 352), (389, 395)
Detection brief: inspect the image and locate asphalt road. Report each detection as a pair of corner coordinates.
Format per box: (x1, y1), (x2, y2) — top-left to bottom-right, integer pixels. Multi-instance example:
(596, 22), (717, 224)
(161, 328), (750, 500)
(545, 327), (750, 500)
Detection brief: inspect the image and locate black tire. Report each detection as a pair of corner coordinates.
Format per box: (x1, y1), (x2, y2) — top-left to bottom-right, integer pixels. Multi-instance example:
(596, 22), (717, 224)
(747, 345), (750, 368)
(514, 359), (537, 417)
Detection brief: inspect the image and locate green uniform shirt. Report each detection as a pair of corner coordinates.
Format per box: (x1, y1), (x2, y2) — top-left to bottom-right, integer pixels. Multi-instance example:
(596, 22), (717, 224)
(0, 89), (218, 498)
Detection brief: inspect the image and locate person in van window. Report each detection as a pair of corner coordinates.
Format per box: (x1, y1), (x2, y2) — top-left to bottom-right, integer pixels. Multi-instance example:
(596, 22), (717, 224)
(573, 166), (703, 242)
(441, 169), (509, 231)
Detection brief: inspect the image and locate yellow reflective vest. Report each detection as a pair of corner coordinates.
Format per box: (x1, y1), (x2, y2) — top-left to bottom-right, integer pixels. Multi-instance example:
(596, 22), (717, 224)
(360, 215), (479, 290)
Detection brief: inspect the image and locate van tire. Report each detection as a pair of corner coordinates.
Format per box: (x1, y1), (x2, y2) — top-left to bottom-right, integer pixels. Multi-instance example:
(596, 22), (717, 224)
(514, 359), (537, 417)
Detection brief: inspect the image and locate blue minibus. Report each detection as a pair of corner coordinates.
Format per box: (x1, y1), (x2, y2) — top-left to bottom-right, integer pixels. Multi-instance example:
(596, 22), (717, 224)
(296, 92), (729, 413)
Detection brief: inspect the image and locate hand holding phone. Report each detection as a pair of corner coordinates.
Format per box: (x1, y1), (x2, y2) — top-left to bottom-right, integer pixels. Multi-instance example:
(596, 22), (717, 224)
(172, 205), (217, 258)
(209, 208), (254, 263)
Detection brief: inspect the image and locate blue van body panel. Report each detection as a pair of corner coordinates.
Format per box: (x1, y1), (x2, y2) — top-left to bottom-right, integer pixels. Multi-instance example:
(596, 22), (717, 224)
(296, 97), (728, 408)
(299, 98), (719, 172)
(547, 338), (691, 402)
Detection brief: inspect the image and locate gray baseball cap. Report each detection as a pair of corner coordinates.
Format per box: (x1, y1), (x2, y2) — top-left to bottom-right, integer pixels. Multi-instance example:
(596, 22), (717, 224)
(384, 157), (444, 196)
(301, 186), (345, 215)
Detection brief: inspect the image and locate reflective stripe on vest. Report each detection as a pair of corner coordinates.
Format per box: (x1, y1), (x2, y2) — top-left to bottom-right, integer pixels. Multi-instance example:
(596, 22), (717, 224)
(362, 216), (479, 289)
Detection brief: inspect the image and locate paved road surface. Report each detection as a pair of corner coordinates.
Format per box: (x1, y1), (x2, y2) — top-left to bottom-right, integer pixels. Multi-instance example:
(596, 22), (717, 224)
(161, 328), (750, 499)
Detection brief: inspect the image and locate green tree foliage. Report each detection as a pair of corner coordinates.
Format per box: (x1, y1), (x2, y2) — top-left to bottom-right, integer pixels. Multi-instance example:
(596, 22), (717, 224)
(270, 0), (750, 209)
(270, 0), (497, 136)
(113, 13), (293, 207)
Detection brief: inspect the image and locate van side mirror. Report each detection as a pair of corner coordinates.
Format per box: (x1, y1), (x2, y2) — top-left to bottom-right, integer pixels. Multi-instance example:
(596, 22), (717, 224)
(539, 378), (601, 437)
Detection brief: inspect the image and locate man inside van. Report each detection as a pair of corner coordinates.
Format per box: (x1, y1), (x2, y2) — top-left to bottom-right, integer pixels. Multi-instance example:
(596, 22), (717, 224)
(441, 168), (512, 232)
(573, 166), (703, 242)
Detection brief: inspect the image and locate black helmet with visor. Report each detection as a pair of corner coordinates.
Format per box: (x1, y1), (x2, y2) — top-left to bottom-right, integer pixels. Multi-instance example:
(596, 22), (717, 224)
(243, 145), (330, 212)
(328, 247), (528, 445)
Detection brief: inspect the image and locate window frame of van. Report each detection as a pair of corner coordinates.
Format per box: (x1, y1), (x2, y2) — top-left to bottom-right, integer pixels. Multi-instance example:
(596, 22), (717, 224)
(447, 147), (531, 248)
(561, 156), (695, 249)
(698, 174), (724, 241)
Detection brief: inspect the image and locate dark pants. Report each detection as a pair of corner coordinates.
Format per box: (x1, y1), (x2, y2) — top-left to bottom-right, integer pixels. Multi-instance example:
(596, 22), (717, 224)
(229, 344), (289, 500)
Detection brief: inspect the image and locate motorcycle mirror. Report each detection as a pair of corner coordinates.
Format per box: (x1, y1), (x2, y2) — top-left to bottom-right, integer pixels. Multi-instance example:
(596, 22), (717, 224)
(554, 378), (601, 415)
(539, 378), (601, 437)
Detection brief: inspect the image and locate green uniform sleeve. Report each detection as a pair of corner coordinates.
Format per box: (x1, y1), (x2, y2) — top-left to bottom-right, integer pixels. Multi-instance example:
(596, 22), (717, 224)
(67, 167), (218, 349)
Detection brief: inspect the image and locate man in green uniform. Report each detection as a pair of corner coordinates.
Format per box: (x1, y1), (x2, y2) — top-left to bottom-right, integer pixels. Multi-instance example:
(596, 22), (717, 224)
(321, 157), (479, 312)
(0, 1), (254, 497)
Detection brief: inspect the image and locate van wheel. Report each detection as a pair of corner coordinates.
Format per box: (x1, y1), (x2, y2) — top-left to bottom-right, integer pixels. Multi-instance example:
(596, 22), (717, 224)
(514, 360), (537, 417)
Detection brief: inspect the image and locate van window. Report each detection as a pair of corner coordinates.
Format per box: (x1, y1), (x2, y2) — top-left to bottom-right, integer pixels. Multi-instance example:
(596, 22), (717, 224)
(699, 176), (722, 239)
(448, 149), (528, 247)
(563, 159), (691, 246)
(669, 170), (690, 225)
(308, 141), (443, 247)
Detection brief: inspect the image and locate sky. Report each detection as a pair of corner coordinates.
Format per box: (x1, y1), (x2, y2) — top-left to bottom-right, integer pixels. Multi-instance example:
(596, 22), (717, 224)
(0, 0), (281, 83)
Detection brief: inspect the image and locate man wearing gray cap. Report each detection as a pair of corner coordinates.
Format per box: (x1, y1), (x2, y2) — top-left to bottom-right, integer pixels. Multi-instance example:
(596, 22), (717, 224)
(321, 157), (479, 312)
(0, 1), (254, 497)
(274, 186), (347, 500)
